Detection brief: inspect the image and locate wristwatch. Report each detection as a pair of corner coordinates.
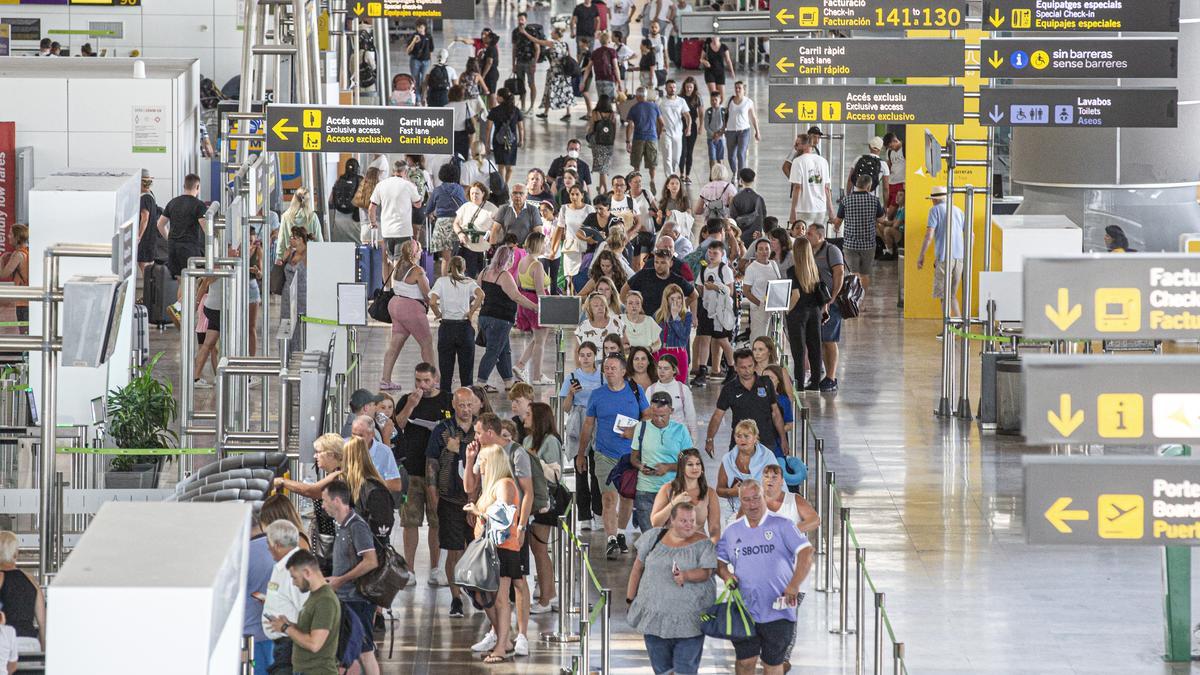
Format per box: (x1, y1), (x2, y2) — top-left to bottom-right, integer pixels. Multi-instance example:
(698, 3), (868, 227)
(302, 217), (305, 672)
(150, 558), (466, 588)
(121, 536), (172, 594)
(280, 621), (291, 633)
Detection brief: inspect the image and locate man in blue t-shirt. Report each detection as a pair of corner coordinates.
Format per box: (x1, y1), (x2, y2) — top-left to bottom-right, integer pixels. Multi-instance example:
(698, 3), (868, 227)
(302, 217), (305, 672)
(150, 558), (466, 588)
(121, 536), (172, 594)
(624, 87), (665, 188)
(579, 354), (648, 558)
(716, 479), (813, 674)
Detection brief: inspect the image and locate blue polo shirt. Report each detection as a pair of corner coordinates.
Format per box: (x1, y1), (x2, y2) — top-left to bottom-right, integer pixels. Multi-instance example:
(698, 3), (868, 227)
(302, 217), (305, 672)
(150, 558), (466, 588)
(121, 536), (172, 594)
(627, 101), (661, 141)
(586, 381), (649, 459)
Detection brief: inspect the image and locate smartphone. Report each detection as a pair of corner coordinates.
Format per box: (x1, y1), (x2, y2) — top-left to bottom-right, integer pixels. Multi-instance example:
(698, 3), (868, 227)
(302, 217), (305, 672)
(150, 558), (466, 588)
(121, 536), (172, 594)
(252, 592), (266, 602)
(672, 561), (680, 575)
(570, 374), (580, 389)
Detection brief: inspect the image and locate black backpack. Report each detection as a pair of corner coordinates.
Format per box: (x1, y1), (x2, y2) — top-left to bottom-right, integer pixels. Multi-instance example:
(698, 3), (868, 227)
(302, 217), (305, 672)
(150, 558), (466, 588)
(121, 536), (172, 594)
(850, 154), (884, 190)
(331, 174), (360, 215)
(593, 115), (616, 146)
(494, 116), (519, 150)
(427, 63), (450, 91)
(561, 53), (579, 79)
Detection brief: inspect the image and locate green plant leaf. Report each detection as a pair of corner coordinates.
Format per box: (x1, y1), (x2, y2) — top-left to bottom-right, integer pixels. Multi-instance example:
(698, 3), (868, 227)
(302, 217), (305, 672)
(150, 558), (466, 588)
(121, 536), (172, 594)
(107, 351), (178, 471)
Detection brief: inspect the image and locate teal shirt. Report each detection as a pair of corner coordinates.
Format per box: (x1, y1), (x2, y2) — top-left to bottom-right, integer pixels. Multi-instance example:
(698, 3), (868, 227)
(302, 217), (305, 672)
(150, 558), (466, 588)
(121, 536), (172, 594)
(631, 419), (692, 493)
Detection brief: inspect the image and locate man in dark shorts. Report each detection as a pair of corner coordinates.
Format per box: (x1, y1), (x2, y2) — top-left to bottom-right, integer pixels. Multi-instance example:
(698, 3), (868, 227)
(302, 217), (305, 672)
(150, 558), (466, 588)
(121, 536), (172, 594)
(395, 363), (453, 586)
(424, 387), (478, 618)
(571, 0), (601, 55)
(157, 173), (208, 323)
(692, 240), (735, 385)
(704, 349), (789, 456)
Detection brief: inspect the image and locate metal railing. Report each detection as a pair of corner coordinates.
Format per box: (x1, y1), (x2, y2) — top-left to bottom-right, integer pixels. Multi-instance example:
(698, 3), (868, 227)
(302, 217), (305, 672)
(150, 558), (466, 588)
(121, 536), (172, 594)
(795, 398), (909, 675)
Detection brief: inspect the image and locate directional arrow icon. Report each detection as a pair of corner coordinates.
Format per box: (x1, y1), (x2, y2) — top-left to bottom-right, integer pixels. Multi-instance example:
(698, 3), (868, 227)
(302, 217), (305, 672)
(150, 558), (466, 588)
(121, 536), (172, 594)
(774, 102), (793, 119)
(1047, 394), (1084, 437)
(272, 117), (299, 141)
(1044, 497), (1089, 534)
(987, 104), (1005, 123)
(988, 8), (1006, 27)
(988, 50), (1004, 69)
(1044, 288), (1082, 331)
(352, 1), (365, 15)
(775, 8), (794, 24)
(775, 56), (794, 74)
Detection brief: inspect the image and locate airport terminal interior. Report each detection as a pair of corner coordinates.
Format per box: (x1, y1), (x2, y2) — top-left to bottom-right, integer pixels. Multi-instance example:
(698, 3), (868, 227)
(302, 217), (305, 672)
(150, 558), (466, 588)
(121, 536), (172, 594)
(0, 0), (1195, 673)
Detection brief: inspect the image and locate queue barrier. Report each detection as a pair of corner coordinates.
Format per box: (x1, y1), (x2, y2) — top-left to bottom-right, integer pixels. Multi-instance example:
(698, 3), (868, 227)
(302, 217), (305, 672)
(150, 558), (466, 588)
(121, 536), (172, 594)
(797, 398), (909, 675)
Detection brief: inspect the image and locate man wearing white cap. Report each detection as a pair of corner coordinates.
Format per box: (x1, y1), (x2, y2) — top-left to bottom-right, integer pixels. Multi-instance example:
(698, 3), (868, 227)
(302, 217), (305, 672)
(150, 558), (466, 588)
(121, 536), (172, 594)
(845, 136), (889, 197)
(916, 185), (965, 318)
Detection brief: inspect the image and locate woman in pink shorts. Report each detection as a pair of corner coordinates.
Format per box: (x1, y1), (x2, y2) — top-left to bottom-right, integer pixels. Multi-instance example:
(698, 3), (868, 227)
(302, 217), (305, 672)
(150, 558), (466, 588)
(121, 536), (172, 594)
(512, 231), (554, 386)
(381, 240), (434, 389)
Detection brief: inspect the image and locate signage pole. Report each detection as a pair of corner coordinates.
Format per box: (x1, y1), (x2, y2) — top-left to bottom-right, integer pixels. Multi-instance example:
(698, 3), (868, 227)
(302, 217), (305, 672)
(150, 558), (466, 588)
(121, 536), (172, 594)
(955, 186), (975, 419)
(936, 145), (956, 417)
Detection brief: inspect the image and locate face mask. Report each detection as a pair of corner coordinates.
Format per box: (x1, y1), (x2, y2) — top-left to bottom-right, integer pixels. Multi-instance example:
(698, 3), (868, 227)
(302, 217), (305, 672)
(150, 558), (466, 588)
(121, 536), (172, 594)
(567, 150), (580, 159)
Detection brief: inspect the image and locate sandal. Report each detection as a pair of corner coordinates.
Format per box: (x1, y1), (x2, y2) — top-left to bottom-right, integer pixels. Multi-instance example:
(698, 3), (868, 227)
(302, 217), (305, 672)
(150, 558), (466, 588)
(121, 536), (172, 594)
(482, 652), (512, 664)
(478, 383), (499, 394)
(379, 381), (401, 390)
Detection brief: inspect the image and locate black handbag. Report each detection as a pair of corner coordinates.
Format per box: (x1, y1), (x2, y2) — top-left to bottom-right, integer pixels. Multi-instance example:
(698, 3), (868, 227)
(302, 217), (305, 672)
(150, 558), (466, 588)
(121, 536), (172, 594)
(355, 535), (411, 607)
(269, 256), (289, 295)
(368, 287), (394, 323)
(817, 280), (833, 306)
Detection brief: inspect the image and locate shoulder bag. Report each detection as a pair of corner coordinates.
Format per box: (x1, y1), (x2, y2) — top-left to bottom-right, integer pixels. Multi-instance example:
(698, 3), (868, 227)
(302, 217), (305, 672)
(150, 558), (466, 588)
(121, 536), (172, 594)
(269, 252), (292, 295)
(700, 585), (757, 641)
(368, 286), (395, 323)
(354, 533), (411, 608)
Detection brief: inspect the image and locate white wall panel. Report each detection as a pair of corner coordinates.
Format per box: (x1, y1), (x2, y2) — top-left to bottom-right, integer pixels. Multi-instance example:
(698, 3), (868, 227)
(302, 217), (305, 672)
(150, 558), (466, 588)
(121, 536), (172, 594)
(67, 79), (174, 132)
(17, 133), (68, 181)
(0, 79), (68, 131)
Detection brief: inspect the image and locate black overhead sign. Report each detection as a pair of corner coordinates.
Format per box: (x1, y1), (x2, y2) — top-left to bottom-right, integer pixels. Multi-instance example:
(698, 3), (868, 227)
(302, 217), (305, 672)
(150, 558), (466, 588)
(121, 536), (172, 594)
(982, 0), (1179, 32)
(980, 38), (1178, 79)
(979, 87), (1177, 129)
(768, 85), (964, 125)
(1, 18), (40, 42)
(769, 38), (965, 79)
(264, 104), (454, 155)
(772, 0), (966, 30)
(349, 0), (475, 21)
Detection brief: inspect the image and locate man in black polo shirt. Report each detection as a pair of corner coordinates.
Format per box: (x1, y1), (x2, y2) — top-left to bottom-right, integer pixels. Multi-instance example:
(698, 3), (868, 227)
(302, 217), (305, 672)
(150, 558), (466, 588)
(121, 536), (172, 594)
(394, 363), (453, 587)
(571, 0), (601, 55)
(424, 387), (478, 618)
(620, 248), (696, 317)
(157, 173), (208, 323)
(704, 349), (789, 456)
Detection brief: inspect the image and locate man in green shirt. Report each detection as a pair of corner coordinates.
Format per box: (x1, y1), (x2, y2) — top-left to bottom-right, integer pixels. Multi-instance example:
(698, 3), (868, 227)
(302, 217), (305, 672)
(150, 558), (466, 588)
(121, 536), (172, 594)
(267, 549), (341, 674)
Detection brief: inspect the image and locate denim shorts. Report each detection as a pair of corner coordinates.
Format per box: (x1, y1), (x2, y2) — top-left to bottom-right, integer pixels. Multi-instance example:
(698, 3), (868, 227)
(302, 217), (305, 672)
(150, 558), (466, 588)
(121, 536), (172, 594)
(821, 301), (842, 343)
(634, 489), (658, 532)
(644, 633), (705, 674)
(707, 137), (725, 161)
(731, 618), (795, 666)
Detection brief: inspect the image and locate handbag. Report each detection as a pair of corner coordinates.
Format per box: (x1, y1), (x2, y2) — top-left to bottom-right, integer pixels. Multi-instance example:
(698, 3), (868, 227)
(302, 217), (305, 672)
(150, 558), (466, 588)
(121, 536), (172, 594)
(270, 253), (291, 295)
(700, 586), (757, 641)
(816, 279), (833, 306)
(367, 287), (394, 323)
(454, 535), (501, 593)
(835, 273), (864, 319)
(354, 537), (411, 607)
(464, 116), (476, 136)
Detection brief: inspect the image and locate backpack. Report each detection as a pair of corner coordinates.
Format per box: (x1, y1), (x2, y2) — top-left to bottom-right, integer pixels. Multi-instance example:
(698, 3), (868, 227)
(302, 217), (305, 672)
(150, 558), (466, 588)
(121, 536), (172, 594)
(519, 443), (551, 515)
(682, 240), (711, 277)
(406, 166), (428, 199)
(560, 53), (579, 79)
(331, 174), (360, 215)
(704, 106), (725, 135)
(355, 478), (396, 539)
(701, 182), (730, 220)
(351, 171), (379, 210)
(850, 154), (884, 190)
(336, 599), (368, 669)
(493, 115), (519, 150)
(593, 114), (616, 146)
(427, 63), (450, 91)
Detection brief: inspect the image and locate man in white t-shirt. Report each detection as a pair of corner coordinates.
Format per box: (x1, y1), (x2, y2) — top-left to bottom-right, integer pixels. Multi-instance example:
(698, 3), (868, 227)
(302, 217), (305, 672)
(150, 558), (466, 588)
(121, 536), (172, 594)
(369, 160), (424, 277)
(788, 134), (834, 230)
(658, 80), (691, 178)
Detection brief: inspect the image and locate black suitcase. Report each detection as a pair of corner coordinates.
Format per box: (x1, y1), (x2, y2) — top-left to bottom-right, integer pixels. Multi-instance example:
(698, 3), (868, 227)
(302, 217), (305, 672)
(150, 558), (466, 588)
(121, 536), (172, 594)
(143, 261), (177, 326)
(505, 76), (525, 97)
(131, 303), (149, 366)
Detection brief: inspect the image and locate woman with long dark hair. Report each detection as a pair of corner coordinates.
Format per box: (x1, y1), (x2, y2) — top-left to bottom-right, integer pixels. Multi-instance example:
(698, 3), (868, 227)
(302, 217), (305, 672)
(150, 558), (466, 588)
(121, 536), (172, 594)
(523, 401), (564, 612)
(429, 255), (483, 391)
(679, 77), (703, 183)
(476, 245), (539, 392)
(587, 95), (619, 192)
(484, 89), (525, 184)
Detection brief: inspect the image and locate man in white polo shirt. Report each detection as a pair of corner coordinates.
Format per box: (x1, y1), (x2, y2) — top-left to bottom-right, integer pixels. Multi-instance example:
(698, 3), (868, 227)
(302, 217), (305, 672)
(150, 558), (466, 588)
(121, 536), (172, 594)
(369, 160), (423, 280)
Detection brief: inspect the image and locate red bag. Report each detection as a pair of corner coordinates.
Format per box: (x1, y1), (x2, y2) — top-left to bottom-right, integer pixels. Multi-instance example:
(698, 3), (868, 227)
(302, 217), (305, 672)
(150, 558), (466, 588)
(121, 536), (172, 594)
(681, 39), (704, 71)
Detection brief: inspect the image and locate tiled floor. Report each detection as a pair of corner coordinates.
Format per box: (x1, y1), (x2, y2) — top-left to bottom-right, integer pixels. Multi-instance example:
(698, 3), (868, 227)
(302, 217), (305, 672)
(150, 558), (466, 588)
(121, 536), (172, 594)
(127, 2), (1200, 673)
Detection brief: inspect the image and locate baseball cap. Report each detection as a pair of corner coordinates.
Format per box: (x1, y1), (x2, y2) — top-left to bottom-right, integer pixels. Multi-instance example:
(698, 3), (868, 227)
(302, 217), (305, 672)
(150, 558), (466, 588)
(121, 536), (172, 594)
(650, 391), (674, 407)
(868, 136), (884, 149)
(807, 126), (824, 136)
(350, 388), (385, 411)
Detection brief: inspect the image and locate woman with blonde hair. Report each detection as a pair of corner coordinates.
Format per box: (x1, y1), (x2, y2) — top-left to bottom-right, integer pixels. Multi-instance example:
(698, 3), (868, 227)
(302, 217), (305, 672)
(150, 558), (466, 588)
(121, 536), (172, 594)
(460, 140), (499, 189)
(0, 529), (46, 653)
(786, 236), (826, 391)
(513, 231), (553, 385)
(654, 283), (693, 382)
(575, 290), (624, 347)
(278, 188), (322, 257)
(381, 239), (434, 389)
(342, 436), (396, 540)
(258, 493), (312, 550)
(715, 419), (777, 520)
(273, 433), (345, 573)
(464, 444), (525, 663)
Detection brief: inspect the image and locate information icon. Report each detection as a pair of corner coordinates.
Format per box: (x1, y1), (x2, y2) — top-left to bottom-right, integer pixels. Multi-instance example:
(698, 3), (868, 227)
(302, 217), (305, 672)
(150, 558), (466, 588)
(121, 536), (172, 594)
(1010, 50), (1028, 69)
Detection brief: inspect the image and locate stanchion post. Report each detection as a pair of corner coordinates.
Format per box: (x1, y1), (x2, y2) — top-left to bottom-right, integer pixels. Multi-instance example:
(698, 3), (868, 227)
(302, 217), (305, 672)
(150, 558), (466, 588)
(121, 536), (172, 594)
(814, 439), (825, 555)
(874, 592), (885, 675)
(579, 600), (591, 673)
(600, 588), (611, 674)
(956, 186), (976, 420)
(856, 547), (866, 674)
(893, 642), (904, 675)
(823, 471), (836, 593)
(542, 515), (579, 643)
(831, 507), (853, 634)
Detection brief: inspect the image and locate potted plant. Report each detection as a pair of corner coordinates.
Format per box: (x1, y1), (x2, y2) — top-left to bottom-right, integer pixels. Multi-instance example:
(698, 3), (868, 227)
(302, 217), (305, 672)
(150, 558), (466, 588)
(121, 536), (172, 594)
(104, 352), (179, 489)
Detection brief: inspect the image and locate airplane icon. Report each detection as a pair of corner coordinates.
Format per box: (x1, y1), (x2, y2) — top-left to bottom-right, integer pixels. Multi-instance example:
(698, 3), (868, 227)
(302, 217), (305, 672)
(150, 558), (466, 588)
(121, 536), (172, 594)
(1107, 504), (1136, 522)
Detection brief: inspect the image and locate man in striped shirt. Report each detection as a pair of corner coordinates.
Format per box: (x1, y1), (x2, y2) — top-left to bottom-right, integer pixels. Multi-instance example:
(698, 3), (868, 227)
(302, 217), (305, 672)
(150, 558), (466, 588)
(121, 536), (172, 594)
(831, 173), (886, 293)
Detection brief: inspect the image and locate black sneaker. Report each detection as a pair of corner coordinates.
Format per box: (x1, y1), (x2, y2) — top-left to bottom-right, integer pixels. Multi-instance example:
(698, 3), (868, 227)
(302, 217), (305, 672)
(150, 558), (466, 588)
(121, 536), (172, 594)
(690, 368), (708, 386)
(606, 536), (620, 560)
(819, 378), (838, 392)
(617, 532), (629, 554)
(804, 380), (820, 391)
(449, 597), (465, 618)
(536, 111), (549, 119)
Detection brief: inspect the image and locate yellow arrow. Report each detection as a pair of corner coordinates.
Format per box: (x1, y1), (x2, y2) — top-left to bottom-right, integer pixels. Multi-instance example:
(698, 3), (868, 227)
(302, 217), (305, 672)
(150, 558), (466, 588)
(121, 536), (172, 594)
(1047, 394), (1084, 437)
(988, 50), (1004, 69)
(272, 117), (299, 141)
(1044, 496), (1089, 534)
(1044, 288), (1081, 331)
(775, 56), (794, 74)
(352, 1), (365, 16)
(774, 102), (793, 119)
(988, 8), (1005, 27)
(775, 8), (794, 24)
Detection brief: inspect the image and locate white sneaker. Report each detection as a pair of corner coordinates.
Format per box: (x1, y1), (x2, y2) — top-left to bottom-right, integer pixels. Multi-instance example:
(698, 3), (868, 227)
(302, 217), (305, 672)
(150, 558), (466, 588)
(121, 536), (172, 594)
(532, 376), (555, 386)
(580, 518), (592, 531)
(471, 630), (498, 652)
(530, 600), (555, 614)
(513, 365), (529, 382)
(194, 378), (213, 389)
(428, 568), (449, 586)
(514, 634), (529, 657)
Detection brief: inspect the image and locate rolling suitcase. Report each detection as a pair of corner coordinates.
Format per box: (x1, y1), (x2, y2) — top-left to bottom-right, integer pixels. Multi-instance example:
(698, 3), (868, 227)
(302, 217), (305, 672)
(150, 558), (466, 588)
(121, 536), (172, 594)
(143, 260), (177, 327)
(356, 244), (383, 296)
(131, 304), (150, 367)
(681, 39), (703, 70)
